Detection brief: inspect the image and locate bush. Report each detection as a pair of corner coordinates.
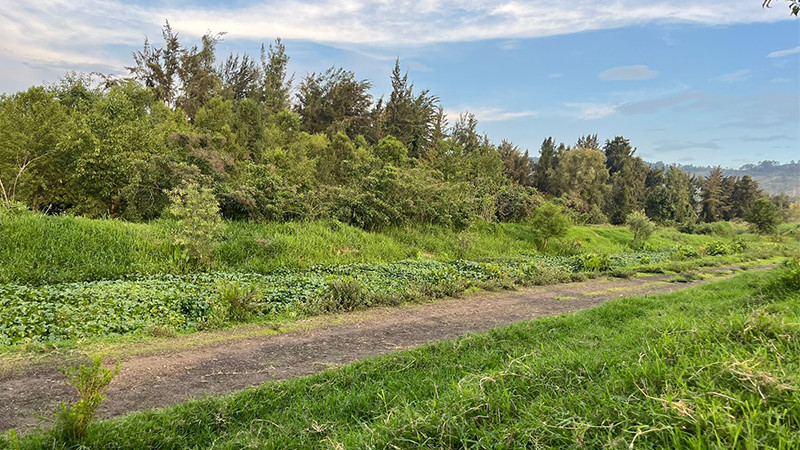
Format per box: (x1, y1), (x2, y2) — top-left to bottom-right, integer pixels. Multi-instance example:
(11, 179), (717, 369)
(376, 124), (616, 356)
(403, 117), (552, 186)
(670, 245), (700, 260)
(495, 184), (536, 223)
(626, 211), (655, 249)
(689, 221), (734, 237)
(53, 357), (121, 441)
(676, 220), (697, 234)
(168, 182), (223, 267)
(705, 240), (732, 256)
(306, 277), (368, 314)
(530, 202), (571, 251)
(569, 253), (613, 272)
(777, 258), (800, 291)
(745, 197), (782, 235)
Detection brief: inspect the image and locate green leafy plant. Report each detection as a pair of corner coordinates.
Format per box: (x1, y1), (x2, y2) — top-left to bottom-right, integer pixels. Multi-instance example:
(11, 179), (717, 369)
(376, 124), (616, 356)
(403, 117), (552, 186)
(53, 357), (121, 441)
(626, 211), (655, 249)
(168, 182), (223, 268)
(219, 283), (258, 323)
(306, 277), (368, 314)
(705, 240), (732, 256)
(530, 202), (571, 251)
(745, 198), (782, 235)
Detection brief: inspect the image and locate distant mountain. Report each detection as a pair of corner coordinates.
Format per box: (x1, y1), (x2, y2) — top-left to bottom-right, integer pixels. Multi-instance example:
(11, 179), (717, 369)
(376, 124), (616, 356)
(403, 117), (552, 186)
(651, 160), (800, 197)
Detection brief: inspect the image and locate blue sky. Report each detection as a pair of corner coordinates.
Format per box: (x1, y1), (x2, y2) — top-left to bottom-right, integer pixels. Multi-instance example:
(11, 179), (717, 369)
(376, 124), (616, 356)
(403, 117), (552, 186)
(1, 0), (798, 167)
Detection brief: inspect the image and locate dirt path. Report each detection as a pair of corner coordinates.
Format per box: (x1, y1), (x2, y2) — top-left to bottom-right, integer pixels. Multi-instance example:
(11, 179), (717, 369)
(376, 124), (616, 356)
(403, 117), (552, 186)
(0, 265), (770, 432)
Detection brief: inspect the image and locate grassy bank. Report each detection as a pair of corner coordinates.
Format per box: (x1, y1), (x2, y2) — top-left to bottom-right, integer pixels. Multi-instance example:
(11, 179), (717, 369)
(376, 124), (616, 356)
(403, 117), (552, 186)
(9, 261), (799, 448)
(0, 213), (788, 285)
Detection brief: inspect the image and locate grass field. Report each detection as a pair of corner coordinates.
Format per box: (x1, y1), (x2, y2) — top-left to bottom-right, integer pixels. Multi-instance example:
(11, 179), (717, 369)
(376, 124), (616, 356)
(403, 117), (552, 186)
(7, 260), (799, 448)
(1, 213), (786, 285)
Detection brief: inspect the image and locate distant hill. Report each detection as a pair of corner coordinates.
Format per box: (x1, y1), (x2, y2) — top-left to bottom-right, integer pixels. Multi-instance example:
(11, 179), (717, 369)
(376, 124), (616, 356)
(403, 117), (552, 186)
(651, 160), (800, 197)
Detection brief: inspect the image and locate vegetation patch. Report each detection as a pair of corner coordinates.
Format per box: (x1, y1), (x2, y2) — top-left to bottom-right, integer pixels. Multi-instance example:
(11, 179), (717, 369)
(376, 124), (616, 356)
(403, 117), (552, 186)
(7, 262), (799, 448)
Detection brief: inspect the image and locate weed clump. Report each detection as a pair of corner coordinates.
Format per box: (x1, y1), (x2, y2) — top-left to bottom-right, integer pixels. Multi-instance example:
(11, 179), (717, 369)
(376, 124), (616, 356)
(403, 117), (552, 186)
(306, 277), (369, 314)
(53, 357), (121, 441)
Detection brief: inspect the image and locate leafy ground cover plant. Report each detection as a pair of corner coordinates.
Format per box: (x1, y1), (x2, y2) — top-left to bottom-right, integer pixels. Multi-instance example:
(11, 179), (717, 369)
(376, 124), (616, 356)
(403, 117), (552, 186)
(0, 251), (678, 345)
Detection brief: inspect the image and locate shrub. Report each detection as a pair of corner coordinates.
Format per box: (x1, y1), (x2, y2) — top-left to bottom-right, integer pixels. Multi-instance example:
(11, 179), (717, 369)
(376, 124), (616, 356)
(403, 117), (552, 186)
(53, 357), (121, 441)
(219, 283), (258, 323)
(775, 258), (800, 291)
(306, 277), (368, 314)
(569, 253), (613, 272)
(745, 198), (782, 235)
(494, 184), (536, 223)
(705, 240), (732, 256)
(671, 245), (700, 260)
(530, 202), (571, 251)
(168, 182), (223, 268)
(676, 220), (697, 234)
(626, 211), (655, 249)
(0, 201), (30, 220)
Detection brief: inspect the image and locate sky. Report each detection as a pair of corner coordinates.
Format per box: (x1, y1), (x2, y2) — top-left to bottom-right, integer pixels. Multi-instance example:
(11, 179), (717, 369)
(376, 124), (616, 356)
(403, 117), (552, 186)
(1, 0), (799, 167)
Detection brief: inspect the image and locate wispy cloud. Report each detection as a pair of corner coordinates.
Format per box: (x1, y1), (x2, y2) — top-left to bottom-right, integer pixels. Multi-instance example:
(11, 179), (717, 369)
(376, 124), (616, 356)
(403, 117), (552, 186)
(446, 107), (538, 123)
(1, 0), (794, 78)
(654, 139), (722, 152)
(565, 102), (617, 120)
(713, 69), (752, 82)
(740, 134), (793, 142)
(767, 45), (800, 58)
(498, 40), (522, 50)
(599, 65), (658, 81)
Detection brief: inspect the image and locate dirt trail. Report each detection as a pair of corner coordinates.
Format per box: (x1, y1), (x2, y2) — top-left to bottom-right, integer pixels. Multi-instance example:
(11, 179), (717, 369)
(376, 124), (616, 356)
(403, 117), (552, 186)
(0, 265), (769, 432)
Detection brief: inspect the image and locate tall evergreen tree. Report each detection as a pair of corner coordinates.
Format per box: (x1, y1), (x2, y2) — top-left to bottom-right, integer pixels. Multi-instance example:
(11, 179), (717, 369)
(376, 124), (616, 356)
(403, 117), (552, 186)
(295, 67), (372, 138)
(607, 157), (648, 224)
(555, 147), (609, 214)
(664, 165), (694, 223)
(220, 53), (261, 101)
(576, 133), (600, 151)
(260, 38), (293, 114)
(729, 175), (761, 219)
(128, 21), (182, 108)
(176, 31), (224, 120)
(603, 136), (635, 176)
(451, 113), (482, 154)
(701, 167), (728, 222)
(497, 140), (532, 186)
(382, 60), (438, 158)
(532, 137), (560, 195)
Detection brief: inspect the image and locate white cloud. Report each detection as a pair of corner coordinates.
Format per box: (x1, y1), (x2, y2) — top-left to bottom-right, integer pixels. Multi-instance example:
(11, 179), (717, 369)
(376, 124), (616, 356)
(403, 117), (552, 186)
(0, 0), (794, 81)
(713, 69), (752, 82)
(599, 65), (658, 80)
(565, 103), (617, 120)
(767, 45), (800, 58)
(498, 40), (522, 50)
(444, 107), (538, 123)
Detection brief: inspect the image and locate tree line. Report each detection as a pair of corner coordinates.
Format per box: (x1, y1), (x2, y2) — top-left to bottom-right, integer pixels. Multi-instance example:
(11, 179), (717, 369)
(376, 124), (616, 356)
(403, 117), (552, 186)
(0, 23), (792, 231)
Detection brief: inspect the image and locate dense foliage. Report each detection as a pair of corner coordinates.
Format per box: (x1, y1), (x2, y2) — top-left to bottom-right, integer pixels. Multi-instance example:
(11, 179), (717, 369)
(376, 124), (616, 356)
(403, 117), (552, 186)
(0, 24), (793, 233)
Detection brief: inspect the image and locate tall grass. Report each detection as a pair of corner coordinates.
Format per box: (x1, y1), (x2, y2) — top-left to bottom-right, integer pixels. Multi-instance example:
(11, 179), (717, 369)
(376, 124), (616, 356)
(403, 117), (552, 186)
(1, 213), (747, 285)
(9, 265), (799, 448)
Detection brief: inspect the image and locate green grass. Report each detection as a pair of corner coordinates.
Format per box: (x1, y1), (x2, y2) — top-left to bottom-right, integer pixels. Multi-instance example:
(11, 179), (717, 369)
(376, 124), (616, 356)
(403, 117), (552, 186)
(9, 263), (800, 449)
(2, 213), (775, 285)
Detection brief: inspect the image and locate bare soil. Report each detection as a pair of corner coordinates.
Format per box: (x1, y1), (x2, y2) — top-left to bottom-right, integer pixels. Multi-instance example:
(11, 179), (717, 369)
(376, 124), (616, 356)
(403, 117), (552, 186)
(0, 265), (769, 433)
